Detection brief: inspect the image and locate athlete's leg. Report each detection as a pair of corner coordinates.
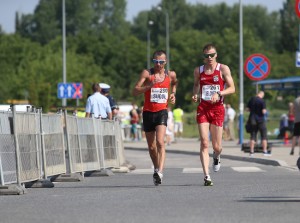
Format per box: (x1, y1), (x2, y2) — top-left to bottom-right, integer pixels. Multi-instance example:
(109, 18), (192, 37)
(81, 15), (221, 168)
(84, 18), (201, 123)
(145, 131), (158, 169)
(155, 125), (167, 172)
(198, 123), (210, 176)
(210, 124), (223, 156)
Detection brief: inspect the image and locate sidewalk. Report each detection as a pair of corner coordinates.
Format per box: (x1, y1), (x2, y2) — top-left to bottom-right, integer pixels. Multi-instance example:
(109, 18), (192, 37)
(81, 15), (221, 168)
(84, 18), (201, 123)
(124, 138), (300, 170)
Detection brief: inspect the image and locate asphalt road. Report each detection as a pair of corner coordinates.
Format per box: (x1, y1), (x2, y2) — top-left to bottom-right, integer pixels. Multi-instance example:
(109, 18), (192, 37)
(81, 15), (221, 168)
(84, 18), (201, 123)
(0, 149), (299, 223)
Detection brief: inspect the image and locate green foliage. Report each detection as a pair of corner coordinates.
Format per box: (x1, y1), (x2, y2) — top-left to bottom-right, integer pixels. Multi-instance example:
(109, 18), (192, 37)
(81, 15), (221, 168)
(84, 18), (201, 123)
(0, 0), (299, 115)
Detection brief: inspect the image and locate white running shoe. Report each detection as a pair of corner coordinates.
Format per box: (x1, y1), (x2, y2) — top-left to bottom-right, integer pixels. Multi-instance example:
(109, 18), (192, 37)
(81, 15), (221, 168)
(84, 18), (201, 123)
(213, 154), (221, 172)
(204, 175), (213, 186)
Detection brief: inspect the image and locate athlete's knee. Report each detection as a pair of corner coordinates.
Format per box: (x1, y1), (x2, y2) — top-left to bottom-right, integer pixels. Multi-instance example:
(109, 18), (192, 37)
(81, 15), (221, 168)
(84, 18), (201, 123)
(156, 139), (165, 149)
(148, 145), (157, 152)
(213, 144), (222, 153)
(200, 140), (210, 149)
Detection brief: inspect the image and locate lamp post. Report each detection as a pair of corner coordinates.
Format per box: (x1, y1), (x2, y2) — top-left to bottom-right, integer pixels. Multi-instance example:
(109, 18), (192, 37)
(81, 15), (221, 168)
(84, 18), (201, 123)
(147, 20), (154, 69)
(165, 12), (170, 71)
(62, 0), (67, 107)
(157, 6), (170, 70)
(239, 0), (244, 145)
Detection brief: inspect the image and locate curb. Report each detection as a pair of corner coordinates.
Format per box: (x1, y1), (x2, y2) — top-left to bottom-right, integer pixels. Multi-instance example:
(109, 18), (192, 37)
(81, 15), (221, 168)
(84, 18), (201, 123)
(125, 146), (287, 167)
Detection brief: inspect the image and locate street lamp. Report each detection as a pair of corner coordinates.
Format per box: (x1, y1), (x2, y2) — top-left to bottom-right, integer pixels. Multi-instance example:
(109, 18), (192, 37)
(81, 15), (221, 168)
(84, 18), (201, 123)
(165, 12), (170, 71)
(62, 0), (67, 107)
(157, 6), (170, 70)
(147, 20), (154, 69)
(239, 0), (244, 145)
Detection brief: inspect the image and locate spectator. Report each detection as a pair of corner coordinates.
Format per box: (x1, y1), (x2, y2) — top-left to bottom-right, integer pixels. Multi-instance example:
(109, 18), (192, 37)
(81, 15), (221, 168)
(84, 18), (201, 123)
(139, 104), (146, 140)
(223, 104), (229, 140)
(130, 102), (141, 119)
(85, 83), (112, 120)
(278, 114), (288, 139)
(288, 102), (295, 134)
(166, 106), (174, 146)
(246, 91), (269, 156)
(99, 83), (118, 119)
(130, 108), (139, 141)
(173, 105), (184, 141)
(225, 103), (236, 141)
(290, 96), (300, 155)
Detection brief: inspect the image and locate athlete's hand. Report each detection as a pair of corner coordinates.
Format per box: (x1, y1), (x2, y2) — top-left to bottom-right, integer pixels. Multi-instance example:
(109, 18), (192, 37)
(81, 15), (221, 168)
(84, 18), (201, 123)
(192, 94), (198, 103)
(211, 92), (219, 103)
(169, 93), (176, 104)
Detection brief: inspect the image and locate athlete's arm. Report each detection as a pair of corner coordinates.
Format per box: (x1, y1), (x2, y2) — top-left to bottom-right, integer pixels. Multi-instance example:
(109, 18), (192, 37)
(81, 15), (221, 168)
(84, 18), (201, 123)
(192, 67), (200, 103)
(219, 64), (235, 96)
(132, 69), (152, 96)
(169, 71), (177, 104)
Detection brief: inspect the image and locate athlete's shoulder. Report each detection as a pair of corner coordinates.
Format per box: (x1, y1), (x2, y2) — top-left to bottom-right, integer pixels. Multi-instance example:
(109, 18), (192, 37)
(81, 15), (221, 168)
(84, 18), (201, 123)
(219, 63), (230, 71)
(194, 65), (203, 74)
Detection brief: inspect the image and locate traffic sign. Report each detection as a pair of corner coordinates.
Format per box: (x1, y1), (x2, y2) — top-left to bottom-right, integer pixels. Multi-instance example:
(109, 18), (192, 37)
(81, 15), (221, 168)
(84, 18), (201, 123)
(57, 83), (83, 99)
(295, 0), (300, 18)
(296, 51), (300, 67)
(244, 54), (271, 81)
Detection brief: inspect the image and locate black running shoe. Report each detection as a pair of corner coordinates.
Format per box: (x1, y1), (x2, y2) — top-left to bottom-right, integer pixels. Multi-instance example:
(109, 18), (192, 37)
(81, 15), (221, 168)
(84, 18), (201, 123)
(153, 171), (163, 186)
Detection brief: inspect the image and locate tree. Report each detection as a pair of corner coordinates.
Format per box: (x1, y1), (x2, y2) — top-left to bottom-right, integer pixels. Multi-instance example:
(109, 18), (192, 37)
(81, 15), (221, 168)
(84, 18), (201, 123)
(279, 0), (300, 52)
(17, 0), (130, 44)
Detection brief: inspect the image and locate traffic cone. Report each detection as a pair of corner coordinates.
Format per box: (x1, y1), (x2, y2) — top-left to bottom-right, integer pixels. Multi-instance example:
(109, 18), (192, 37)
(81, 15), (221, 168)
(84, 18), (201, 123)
(284, 132), (290, 145)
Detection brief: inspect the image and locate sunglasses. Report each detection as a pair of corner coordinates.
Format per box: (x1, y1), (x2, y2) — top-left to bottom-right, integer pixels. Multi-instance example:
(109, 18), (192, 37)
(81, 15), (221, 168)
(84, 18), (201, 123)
(203, 53), (217, 58)
(153, 59), (166, 65)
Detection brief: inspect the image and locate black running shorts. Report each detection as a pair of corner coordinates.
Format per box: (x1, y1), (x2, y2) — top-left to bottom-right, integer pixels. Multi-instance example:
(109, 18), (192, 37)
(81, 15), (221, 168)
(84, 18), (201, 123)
(142, 110), (168, 132)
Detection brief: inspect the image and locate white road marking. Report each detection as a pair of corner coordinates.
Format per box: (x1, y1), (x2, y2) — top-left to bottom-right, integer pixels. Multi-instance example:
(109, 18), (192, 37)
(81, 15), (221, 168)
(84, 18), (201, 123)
(128, 169), (154, 174)
(231, 167), (265, 172)
(182, 168), (203, 173)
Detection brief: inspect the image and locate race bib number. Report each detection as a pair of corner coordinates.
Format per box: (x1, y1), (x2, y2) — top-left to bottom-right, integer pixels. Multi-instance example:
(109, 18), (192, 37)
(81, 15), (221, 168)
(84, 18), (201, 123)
(150, 88), (168, 103)
(201, 85), (220, 101)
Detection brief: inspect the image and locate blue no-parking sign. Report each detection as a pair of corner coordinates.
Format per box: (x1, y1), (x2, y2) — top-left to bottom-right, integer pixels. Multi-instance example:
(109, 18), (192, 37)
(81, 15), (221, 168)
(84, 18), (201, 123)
(295, 0), (300, 18)
(244, 54), (271, 81)
(57, 83), (83, 99)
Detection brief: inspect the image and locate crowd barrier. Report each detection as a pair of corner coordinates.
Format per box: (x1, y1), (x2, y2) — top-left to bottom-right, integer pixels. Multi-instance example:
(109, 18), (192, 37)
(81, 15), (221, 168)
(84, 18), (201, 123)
(0, 106), (126, 194)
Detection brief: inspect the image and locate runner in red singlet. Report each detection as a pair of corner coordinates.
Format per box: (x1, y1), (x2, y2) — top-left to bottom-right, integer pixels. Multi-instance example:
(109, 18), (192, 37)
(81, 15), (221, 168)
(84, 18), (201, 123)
(192, 43), (235, 186)
(133, 50), (177, 186)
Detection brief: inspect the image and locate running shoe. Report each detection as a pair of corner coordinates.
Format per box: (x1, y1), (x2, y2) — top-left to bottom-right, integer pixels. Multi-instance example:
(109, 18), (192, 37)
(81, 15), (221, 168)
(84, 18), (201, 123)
(204, 175), (213, 186)
(153, 171), (163, 186)
(213, 154), (221, 172)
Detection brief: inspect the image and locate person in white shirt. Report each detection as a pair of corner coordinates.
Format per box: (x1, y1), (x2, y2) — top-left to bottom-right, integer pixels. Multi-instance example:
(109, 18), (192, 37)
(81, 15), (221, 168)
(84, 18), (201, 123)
(226, 104), (236, 141)
(165, 106), (174, 146)
(85, 83), (112, 120)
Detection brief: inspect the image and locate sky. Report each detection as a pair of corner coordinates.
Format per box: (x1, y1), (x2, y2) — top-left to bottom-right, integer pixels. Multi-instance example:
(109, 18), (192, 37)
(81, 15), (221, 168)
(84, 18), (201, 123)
(0, 0), (286, 33)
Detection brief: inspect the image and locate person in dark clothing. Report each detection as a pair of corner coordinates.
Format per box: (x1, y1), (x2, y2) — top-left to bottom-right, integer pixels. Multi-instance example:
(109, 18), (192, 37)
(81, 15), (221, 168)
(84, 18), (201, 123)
(246, 91), (269, 156)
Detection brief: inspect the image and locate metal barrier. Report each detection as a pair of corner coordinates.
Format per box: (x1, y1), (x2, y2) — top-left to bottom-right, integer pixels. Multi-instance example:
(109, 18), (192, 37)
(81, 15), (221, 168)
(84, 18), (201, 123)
(0, 107), (125, 190)
(41, 113), (66, 178)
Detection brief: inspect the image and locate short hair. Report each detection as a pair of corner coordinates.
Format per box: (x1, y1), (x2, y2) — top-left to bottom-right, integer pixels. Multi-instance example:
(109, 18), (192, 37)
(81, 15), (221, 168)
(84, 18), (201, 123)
(152, 50), (167, 59)
(92, 83), (99, 92)
(203, 43), (217, 52)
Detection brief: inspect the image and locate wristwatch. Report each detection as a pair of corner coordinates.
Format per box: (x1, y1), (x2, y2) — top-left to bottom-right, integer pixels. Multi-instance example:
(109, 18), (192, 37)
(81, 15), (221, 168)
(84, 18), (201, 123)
(217, 91), (222, 98)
